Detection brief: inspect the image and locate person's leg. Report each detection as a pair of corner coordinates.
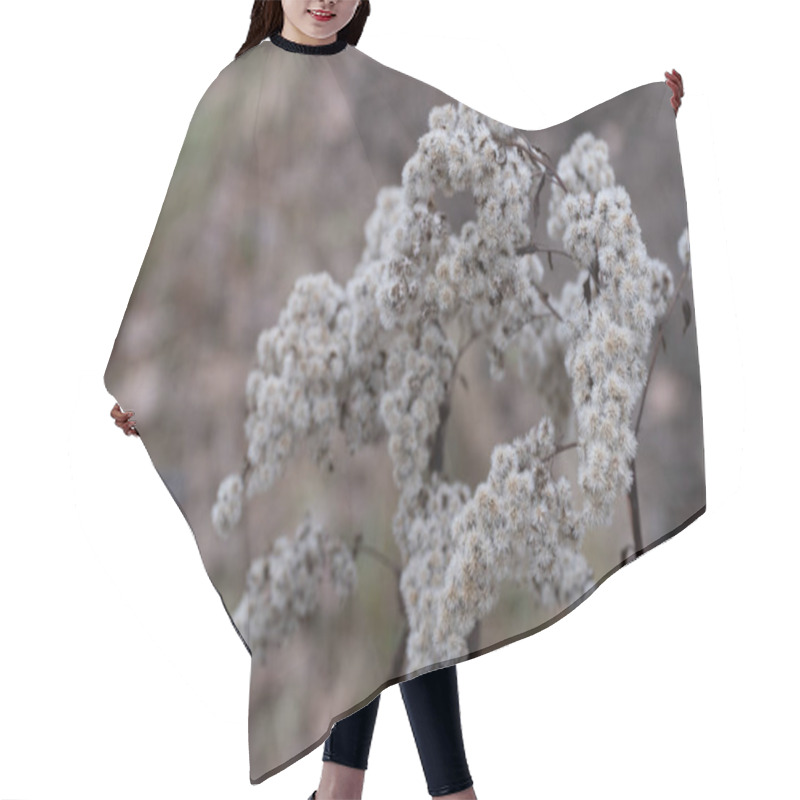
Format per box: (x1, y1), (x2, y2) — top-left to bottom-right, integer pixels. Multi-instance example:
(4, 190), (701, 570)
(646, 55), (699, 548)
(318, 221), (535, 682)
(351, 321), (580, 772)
(400, 665), (476, 798)
(315, 694), (381, 800)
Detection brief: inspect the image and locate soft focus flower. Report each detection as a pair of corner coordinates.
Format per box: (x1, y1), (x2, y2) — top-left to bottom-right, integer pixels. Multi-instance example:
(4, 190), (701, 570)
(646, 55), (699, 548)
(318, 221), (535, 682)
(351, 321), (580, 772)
(216, 104), (678, 672)
(211, 473), (244, 539)
(232, 514), (357, 666)
(678, 226), (690, 267)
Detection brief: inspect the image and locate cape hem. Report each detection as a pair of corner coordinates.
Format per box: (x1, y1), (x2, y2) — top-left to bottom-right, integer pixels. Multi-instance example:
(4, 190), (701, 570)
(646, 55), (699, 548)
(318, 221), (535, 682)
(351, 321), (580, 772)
(249, 502), (707, 785)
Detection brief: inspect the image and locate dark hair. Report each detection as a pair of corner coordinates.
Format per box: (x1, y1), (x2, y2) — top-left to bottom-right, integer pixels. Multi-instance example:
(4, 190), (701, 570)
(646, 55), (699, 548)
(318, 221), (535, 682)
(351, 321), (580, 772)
(236, 1), (371, 59)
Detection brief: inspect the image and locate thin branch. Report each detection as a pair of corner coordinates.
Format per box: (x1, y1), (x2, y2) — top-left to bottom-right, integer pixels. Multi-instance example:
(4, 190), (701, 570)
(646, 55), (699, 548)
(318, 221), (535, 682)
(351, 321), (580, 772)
(455, 327), (482, 369)
(516, 243), (574, 263)
(627, 258), (691, 556)
(552, 440), (578, 457)
(529, 277), (564, 322)
(627, 461), (644, 554)
(494, 134), (569, 194)
(352, 532), (401, 578)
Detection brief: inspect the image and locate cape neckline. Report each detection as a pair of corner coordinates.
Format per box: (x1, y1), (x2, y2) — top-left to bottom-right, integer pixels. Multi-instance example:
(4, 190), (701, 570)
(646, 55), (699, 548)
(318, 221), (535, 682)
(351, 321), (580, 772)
(270, 30), (349, 55)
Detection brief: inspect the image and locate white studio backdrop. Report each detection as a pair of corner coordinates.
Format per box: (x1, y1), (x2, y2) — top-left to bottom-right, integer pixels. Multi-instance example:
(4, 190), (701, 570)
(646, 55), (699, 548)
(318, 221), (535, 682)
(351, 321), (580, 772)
(1, 1), (796, 798)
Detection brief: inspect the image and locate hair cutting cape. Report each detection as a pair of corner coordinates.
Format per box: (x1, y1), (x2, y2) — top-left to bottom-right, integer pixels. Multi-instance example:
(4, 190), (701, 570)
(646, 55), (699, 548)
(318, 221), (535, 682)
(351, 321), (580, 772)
(104, 32), (706, 785)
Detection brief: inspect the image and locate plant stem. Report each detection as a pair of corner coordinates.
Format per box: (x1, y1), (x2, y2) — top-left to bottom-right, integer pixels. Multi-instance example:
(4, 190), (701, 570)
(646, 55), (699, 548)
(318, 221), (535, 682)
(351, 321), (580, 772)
(552, 440), (578, 458)
(634, 259), (691, 438)
(394, 360), (484, 675)
(529, 277), (564, 322)
(516, 243), (573, 262)
(428, 399), (451, 474)
(494, 135), (569, 194)
(352, 532), (401, 578)
(626, 460), (643, 555)
(626, 259), (691, 557)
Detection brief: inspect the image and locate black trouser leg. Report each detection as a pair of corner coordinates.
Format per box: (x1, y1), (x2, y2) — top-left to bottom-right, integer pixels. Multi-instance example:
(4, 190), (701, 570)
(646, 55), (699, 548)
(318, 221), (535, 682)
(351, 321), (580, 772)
(400, 665), (474, 797)
(322, 665), (473, 797)
(322, 693), (381, 770)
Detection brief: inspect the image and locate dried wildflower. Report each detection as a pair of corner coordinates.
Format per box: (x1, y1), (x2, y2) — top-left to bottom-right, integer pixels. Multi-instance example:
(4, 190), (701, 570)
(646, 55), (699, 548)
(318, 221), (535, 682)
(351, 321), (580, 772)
(232, 514), (357, 665)
(214, 104), (676, 672)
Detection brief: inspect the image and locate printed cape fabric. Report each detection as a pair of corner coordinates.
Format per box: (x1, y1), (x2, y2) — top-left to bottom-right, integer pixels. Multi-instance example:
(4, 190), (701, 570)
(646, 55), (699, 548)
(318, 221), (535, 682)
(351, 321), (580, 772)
(104, 33), (706, 785)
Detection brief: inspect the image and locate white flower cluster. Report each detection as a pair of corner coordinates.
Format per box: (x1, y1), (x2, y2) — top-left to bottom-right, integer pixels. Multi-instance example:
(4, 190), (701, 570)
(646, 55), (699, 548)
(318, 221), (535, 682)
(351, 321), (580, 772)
(404, 103), (517, 206)
(210, 270), (391, 539)
(380, 323), (456, 491)
(214, 102), (553, 537)
(551, 180), (673, 526)
(211, 472), (244, 540)
(481, 248), (553, 382)
(678, 225), (690, 267)
(516, 274), (587, 436)
(231, 513), (357, 665)
(373, 202), (452, 330)
(394, 473), (473, 669)
(212, 105), (682, 670)
(353, 102), (553, 490)
(649, 256), (675, 316)
(396, 103), (541, 378)
(243, 273), (352, 497)
(403, 417), (593, 671)
(546, 131), (616, 243)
